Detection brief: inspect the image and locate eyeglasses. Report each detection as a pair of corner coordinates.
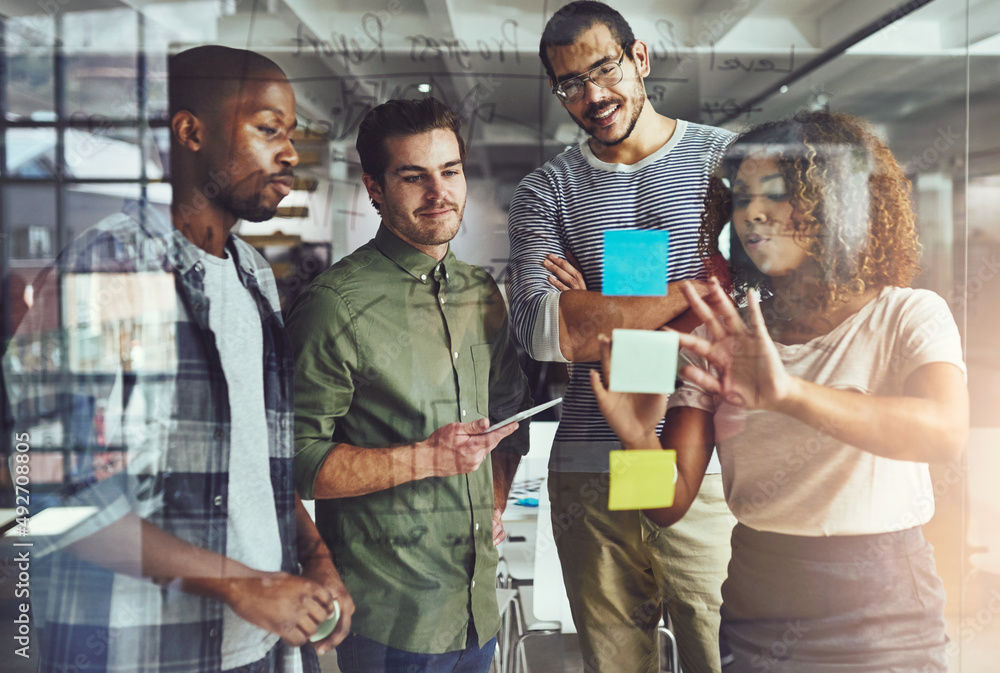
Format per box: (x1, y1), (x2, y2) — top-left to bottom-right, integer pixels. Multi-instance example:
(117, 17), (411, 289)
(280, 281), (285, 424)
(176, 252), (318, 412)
(552, 50), (627, 103)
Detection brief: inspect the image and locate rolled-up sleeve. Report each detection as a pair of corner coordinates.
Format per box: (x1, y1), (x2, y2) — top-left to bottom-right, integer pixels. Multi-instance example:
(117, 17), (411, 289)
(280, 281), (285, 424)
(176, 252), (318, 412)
(285, 285), (357, 500)
(506, 172), (570, 363)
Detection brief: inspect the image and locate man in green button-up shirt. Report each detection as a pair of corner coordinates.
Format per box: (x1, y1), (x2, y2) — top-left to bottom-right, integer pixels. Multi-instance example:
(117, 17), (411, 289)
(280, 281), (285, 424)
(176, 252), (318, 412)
(286, 98), (532, 671)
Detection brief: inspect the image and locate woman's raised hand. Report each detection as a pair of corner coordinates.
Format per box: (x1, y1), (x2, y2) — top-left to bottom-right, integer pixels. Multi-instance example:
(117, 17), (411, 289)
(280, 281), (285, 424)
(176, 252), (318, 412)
(676, 279), (794, 410)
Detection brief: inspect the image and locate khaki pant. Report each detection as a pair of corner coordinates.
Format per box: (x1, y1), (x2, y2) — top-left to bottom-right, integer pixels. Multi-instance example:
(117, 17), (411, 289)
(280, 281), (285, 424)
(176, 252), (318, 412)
(548, 472), (735, 673)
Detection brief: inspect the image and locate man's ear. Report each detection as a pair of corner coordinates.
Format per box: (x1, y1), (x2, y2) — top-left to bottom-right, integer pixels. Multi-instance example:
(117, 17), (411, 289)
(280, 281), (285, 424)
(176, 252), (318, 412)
(171, 110), (203, 152)
(631, 39), (652, 79)
(361, 173), (383, 207)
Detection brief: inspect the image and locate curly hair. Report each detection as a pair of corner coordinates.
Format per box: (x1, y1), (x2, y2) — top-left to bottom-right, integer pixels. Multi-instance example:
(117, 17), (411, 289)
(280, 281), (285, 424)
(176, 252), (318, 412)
(699, 111), (922, 310)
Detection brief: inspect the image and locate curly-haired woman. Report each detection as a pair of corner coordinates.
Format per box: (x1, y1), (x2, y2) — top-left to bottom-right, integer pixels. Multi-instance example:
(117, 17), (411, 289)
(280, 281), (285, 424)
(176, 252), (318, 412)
(583, 111), (968, 672)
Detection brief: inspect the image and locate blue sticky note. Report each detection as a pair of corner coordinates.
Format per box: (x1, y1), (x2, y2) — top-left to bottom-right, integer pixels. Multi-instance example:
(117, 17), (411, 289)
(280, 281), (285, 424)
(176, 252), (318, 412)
(602, 230), (670, 296)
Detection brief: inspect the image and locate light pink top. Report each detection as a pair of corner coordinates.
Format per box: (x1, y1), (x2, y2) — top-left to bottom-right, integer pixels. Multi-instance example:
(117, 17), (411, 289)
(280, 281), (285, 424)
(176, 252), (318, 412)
(669, 287), (965, 536)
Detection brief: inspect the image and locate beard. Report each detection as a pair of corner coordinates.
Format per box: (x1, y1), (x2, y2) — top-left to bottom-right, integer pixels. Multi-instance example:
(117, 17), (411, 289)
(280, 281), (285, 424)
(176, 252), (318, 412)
(382, 198), (466, 247)
(217, 169), (285, 222)
(220, 190), (276, 222)
(570, 75), (647, 147)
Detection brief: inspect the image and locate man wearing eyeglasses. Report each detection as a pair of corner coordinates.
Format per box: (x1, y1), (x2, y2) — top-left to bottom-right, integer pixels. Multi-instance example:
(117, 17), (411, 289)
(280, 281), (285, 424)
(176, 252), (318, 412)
(506, 3), (737, 673)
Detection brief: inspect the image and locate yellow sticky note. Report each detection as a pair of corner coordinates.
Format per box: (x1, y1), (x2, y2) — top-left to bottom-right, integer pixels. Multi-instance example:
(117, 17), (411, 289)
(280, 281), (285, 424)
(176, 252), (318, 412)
(608, 449), (676, 511)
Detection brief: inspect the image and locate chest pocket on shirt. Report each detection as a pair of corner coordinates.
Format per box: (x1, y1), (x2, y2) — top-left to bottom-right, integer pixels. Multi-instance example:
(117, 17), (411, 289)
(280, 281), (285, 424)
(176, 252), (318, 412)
(471, 343), (493, 417)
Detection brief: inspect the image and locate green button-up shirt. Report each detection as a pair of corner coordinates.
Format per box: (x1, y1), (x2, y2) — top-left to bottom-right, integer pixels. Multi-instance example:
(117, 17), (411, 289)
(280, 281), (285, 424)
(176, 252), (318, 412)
(286, 225), (531, 653)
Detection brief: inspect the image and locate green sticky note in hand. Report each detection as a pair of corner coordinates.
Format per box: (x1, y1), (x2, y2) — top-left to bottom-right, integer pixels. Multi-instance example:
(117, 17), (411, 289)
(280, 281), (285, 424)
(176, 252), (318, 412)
(609, 329), (679, 394)
(608, 449), (676, 510)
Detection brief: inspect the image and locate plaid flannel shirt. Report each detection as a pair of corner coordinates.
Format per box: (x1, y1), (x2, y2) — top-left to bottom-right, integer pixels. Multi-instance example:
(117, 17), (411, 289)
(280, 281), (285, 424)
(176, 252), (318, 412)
(3, 203), (319, 673)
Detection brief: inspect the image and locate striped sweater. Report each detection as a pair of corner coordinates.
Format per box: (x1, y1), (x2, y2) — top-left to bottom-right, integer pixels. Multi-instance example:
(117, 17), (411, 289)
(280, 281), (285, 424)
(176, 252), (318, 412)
(506, 119), (733, 473)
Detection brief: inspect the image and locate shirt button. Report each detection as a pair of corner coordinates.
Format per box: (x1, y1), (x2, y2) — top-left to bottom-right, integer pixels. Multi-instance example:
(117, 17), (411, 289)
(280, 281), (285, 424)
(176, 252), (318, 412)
(214, 495), (223, 507)
(462, 409), (467, 417)
(209, 628), (218, 638)
(440, 297), (446, 304)
(475, 523), (480, 531)
(214, 428), (223, 440)
(453, 352), (459, 359)
(471, 580), (476, 588)
(420, 274), (427, 281)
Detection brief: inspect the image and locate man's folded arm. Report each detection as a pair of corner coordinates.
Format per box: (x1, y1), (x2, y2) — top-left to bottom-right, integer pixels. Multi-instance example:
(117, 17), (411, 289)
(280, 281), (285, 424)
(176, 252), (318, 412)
(556, 289), (706, 362)
(506, 177), (706, 364)
(505, 178), (574, 363)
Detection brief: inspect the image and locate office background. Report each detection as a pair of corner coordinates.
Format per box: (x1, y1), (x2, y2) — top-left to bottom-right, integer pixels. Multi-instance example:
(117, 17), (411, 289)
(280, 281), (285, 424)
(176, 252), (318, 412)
(1, 0), (999, 670)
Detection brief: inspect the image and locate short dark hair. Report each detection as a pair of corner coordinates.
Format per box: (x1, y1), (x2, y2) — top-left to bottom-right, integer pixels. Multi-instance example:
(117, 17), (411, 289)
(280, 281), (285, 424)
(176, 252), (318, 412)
(539, 1), (636, 82)
(168, 45), (286, 119)
(356, 98), (466, 213)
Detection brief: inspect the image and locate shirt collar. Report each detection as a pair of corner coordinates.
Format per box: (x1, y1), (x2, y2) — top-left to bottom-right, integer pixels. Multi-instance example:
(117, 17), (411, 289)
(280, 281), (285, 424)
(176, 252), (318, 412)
(374, 224), (455, 284)
(132, 204), (257, 285)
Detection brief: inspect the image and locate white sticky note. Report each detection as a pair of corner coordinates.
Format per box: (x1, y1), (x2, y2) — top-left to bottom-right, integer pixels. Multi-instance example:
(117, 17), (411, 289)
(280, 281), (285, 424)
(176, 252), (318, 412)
(609, 329), (679, 394)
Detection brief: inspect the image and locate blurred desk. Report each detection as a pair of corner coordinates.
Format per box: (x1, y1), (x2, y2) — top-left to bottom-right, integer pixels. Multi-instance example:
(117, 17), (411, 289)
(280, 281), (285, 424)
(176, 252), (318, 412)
(502, 504), (539, 524)
(498, 421), (557, 587)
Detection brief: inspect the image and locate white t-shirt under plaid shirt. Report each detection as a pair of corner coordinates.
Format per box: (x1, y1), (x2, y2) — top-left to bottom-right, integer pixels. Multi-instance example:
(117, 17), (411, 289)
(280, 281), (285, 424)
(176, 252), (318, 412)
(4, 206), (317, 673)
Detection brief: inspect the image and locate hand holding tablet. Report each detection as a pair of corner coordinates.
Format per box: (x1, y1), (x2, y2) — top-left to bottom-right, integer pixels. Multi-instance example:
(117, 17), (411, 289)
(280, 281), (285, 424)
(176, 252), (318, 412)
(475, 397), (563, 434)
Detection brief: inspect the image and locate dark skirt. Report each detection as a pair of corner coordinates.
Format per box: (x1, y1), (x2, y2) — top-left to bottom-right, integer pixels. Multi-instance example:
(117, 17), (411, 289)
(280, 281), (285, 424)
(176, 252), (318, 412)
(720, 523), (948, 673)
